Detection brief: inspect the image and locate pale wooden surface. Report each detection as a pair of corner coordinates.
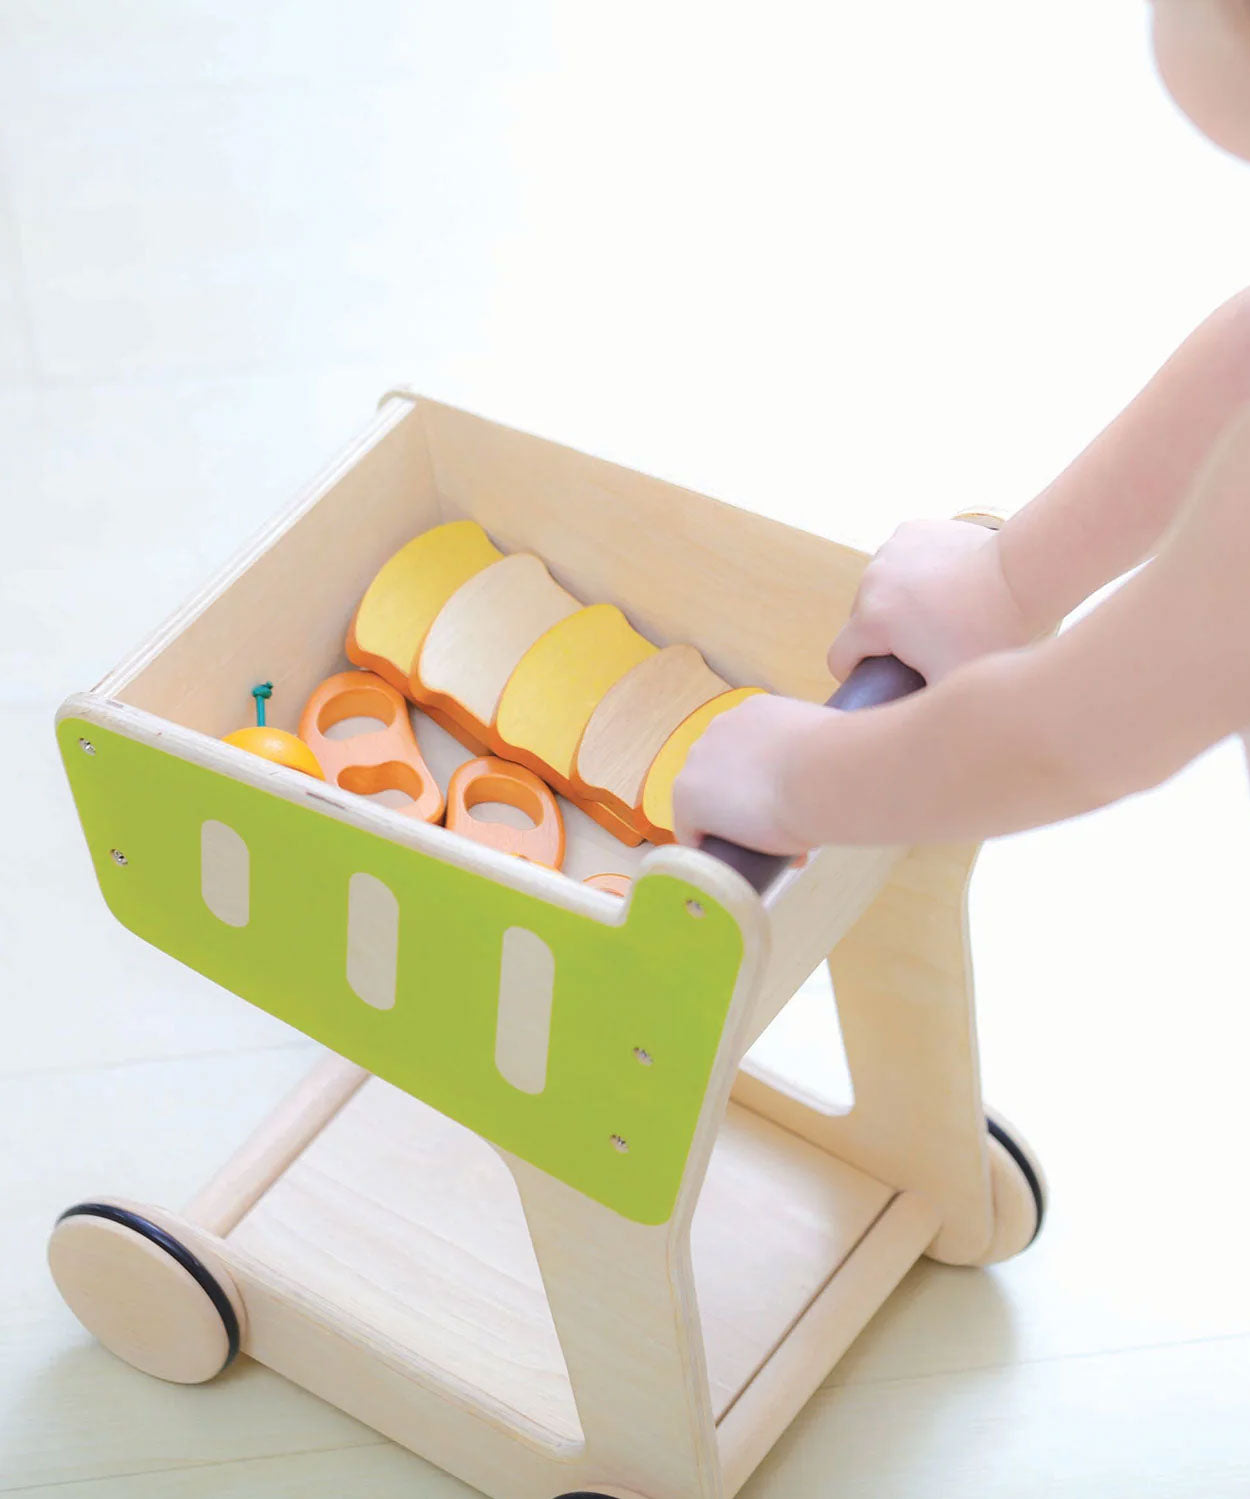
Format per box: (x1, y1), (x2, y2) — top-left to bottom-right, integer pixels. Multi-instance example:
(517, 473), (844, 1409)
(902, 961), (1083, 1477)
(199, 819), (250, 929)
(494, 928), (557, 1092)
(225, 1075), (889, 1439)
(8, 2), (1250, 1492)
(418, 400), (866, 702)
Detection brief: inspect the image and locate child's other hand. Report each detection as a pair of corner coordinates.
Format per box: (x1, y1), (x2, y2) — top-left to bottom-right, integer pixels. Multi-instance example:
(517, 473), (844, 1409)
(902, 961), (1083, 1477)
(672, 694), (828, 854)
(828, 520), (1032, 684)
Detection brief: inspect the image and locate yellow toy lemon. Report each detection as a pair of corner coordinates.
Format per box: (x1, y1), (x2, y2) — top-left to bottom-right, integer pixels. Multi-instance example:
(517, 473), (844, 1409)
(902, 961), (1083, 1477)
(223, 725), (325, 779)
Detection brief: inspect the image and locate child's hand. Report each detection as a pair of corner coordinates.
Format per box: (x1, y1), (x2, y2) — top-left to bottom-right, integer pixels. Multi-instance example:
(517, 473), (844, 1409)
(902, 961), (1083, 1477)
(673, 521), (1029, 854)
(671, 693), (829, 853)
(828, 520), (1033, 685)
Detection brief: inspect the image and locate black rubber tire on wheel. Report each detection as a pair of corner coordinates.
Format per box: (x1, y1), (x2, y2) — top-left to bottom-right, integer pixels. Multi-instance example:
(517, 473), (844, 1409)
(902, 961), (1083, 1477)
(977, 1111), (1047, 1265)
(48, 1200), (242, 1382)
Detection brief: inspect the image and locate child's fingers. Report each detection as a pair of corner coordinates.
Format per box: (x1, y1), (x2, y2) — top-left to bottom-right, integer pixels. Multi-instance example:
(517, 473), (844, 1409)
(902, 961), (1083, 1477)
(671, 806), (698, 847)
(670, 766), (708, 847)
(827, 618), (886, 682)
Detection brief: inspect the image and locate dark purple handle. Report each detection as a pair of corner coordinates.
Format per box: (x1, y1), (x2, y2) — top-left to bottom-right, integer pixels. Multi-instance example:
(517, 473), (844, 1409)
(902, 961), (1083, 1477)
(697, 655), (926, 894)
(824, 653), (925, 713)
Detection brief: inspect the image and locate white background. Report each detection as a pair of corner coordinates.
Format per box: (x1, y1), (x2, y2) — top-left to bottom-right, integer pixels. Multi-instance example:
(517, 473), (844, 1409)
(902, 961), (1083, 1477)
(2, 2), (1249, 1495)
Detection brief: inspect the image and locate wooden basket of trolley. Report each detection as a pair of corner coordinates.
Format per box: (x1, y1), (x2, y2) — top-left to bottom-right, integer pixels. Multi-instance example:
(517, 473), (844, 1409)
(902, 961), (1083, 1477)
(49, 392), (1045, 1499)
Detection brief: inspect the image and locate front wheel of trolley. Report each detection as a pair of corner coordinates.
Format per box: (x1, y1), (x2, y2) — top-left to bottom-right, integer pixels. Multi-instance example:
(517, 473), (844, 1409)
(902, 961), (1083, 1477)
(48, 1200), (243, 1384)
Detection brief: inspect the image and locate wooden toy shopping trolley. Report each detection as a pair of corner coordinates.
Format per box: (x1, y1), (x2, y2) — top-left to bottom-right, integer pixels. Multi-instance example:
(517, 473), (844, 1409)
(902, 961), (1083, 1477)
(49, 393), (1045, 1499)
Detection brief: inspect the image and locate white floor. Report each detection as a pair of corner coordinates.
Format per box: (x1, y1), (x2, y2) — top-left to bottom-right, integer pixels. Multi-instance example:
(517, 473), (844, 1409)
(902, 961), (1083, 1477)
(4, 2), (1250, 1495)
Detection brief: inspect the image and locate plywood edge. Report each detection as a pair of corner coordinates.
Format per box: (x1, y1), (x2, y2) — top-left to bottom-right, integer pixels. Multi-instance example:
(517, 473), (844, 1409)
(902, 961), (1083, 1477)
(716, 1190), (939, 1496)
(59, 695), (772, 944)
(57, 695), (614, 924)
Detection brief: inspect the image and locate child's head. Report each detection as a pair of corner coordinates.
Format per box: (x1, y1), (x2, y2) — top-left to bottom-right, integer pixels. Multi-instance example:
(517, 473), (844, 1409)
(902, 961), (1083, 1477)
(1152, 0), (1250, 160)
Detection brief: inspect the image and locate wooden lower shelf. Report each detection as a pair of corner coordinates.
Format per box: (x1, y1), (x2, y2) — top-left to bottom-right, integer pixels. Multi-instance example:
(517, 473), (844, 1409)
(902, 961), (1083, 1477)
(227, 1077), (893, 1447)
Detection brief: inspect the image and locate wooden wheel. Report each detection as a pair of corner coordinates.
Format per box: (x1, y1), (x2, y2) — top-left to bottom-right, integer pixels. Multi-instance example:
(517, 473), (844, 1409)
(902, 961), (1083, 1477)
(554, 1491), (648, 1498)
(973, 1113), (1047, 1266)
(48, 1200), (243, 1383)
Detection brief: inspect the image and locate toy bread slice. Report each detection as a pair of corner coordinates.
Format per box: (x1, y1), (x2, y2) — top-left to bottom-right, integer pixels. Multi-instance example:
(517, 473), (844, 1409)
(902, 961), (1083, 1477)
(573, 644), (728, 822)
(638, 687), (765, 843)
(493, 605), (656, 784)
(347, 521), (502, 694)
(412, 553), (580, 751)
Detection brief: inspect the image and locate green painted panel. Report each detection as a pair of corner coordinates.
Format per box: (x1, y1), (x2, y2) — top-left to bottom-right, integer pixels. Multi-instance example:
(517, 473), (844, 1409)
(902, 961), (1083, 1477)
(58, 718), (743, 1225)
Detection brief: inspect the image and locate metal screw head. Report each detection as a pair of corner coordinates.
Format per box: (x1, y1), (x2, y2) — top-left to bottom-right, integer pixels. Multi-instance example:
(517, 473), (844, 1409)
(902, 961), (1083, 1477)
(610, 1134), (630, 1154)
(79, 738), (96, 755)
(109, 848), (128, 866)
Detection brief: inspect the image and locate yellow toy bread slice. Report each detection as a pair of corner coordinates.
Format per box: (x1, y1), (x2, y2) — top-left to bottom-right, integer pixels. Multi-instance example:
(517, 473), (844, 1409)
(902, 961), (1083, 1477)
(639, 687), (765, 843)
(573, 644), (728, 821)
(347, 521), (501, 694)
(412, 553), (580, 750)
(493, 605), (656, 784)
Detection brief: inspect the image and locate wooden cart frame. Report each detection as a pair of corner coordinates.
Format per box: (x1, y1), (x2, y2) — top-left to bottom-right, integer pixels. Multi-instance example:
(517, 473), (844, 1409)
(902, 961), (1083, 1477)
(49, 393), (1043, 1499)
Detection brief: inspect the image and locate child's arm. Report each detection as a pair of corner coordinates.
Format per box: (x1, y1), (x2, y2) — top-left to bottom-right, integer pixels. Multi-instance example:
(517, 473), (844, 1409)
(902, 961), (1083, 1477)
(830, 287), (1250, 685)
(674, 295), (1250, 852)
(995, 285), (1250, 634)
(676, 407), (1250, 850)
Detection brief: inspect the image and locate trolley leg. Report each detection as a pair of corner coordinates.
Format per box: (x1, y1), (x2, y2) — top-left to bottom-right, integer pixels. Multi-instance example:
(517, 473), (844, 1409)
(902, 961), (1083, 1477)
(735, 841), (995, 1264)
(508, 1157), (723, 1499)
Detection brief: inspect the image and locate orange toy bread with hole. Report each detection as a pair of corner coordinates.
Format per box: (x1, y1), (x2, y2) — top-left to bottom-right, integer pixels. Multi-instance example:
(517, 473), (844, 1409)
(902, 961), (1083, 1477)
(299, 671), (444, 824)
(444, 757), (565, 870)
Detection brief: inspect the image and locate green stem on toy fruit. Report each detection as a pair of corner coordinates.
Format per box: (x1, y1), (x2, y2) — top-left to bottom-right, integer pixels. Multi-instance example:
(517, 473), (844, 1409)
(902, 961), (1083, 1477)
(252, 682), (274, 727)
